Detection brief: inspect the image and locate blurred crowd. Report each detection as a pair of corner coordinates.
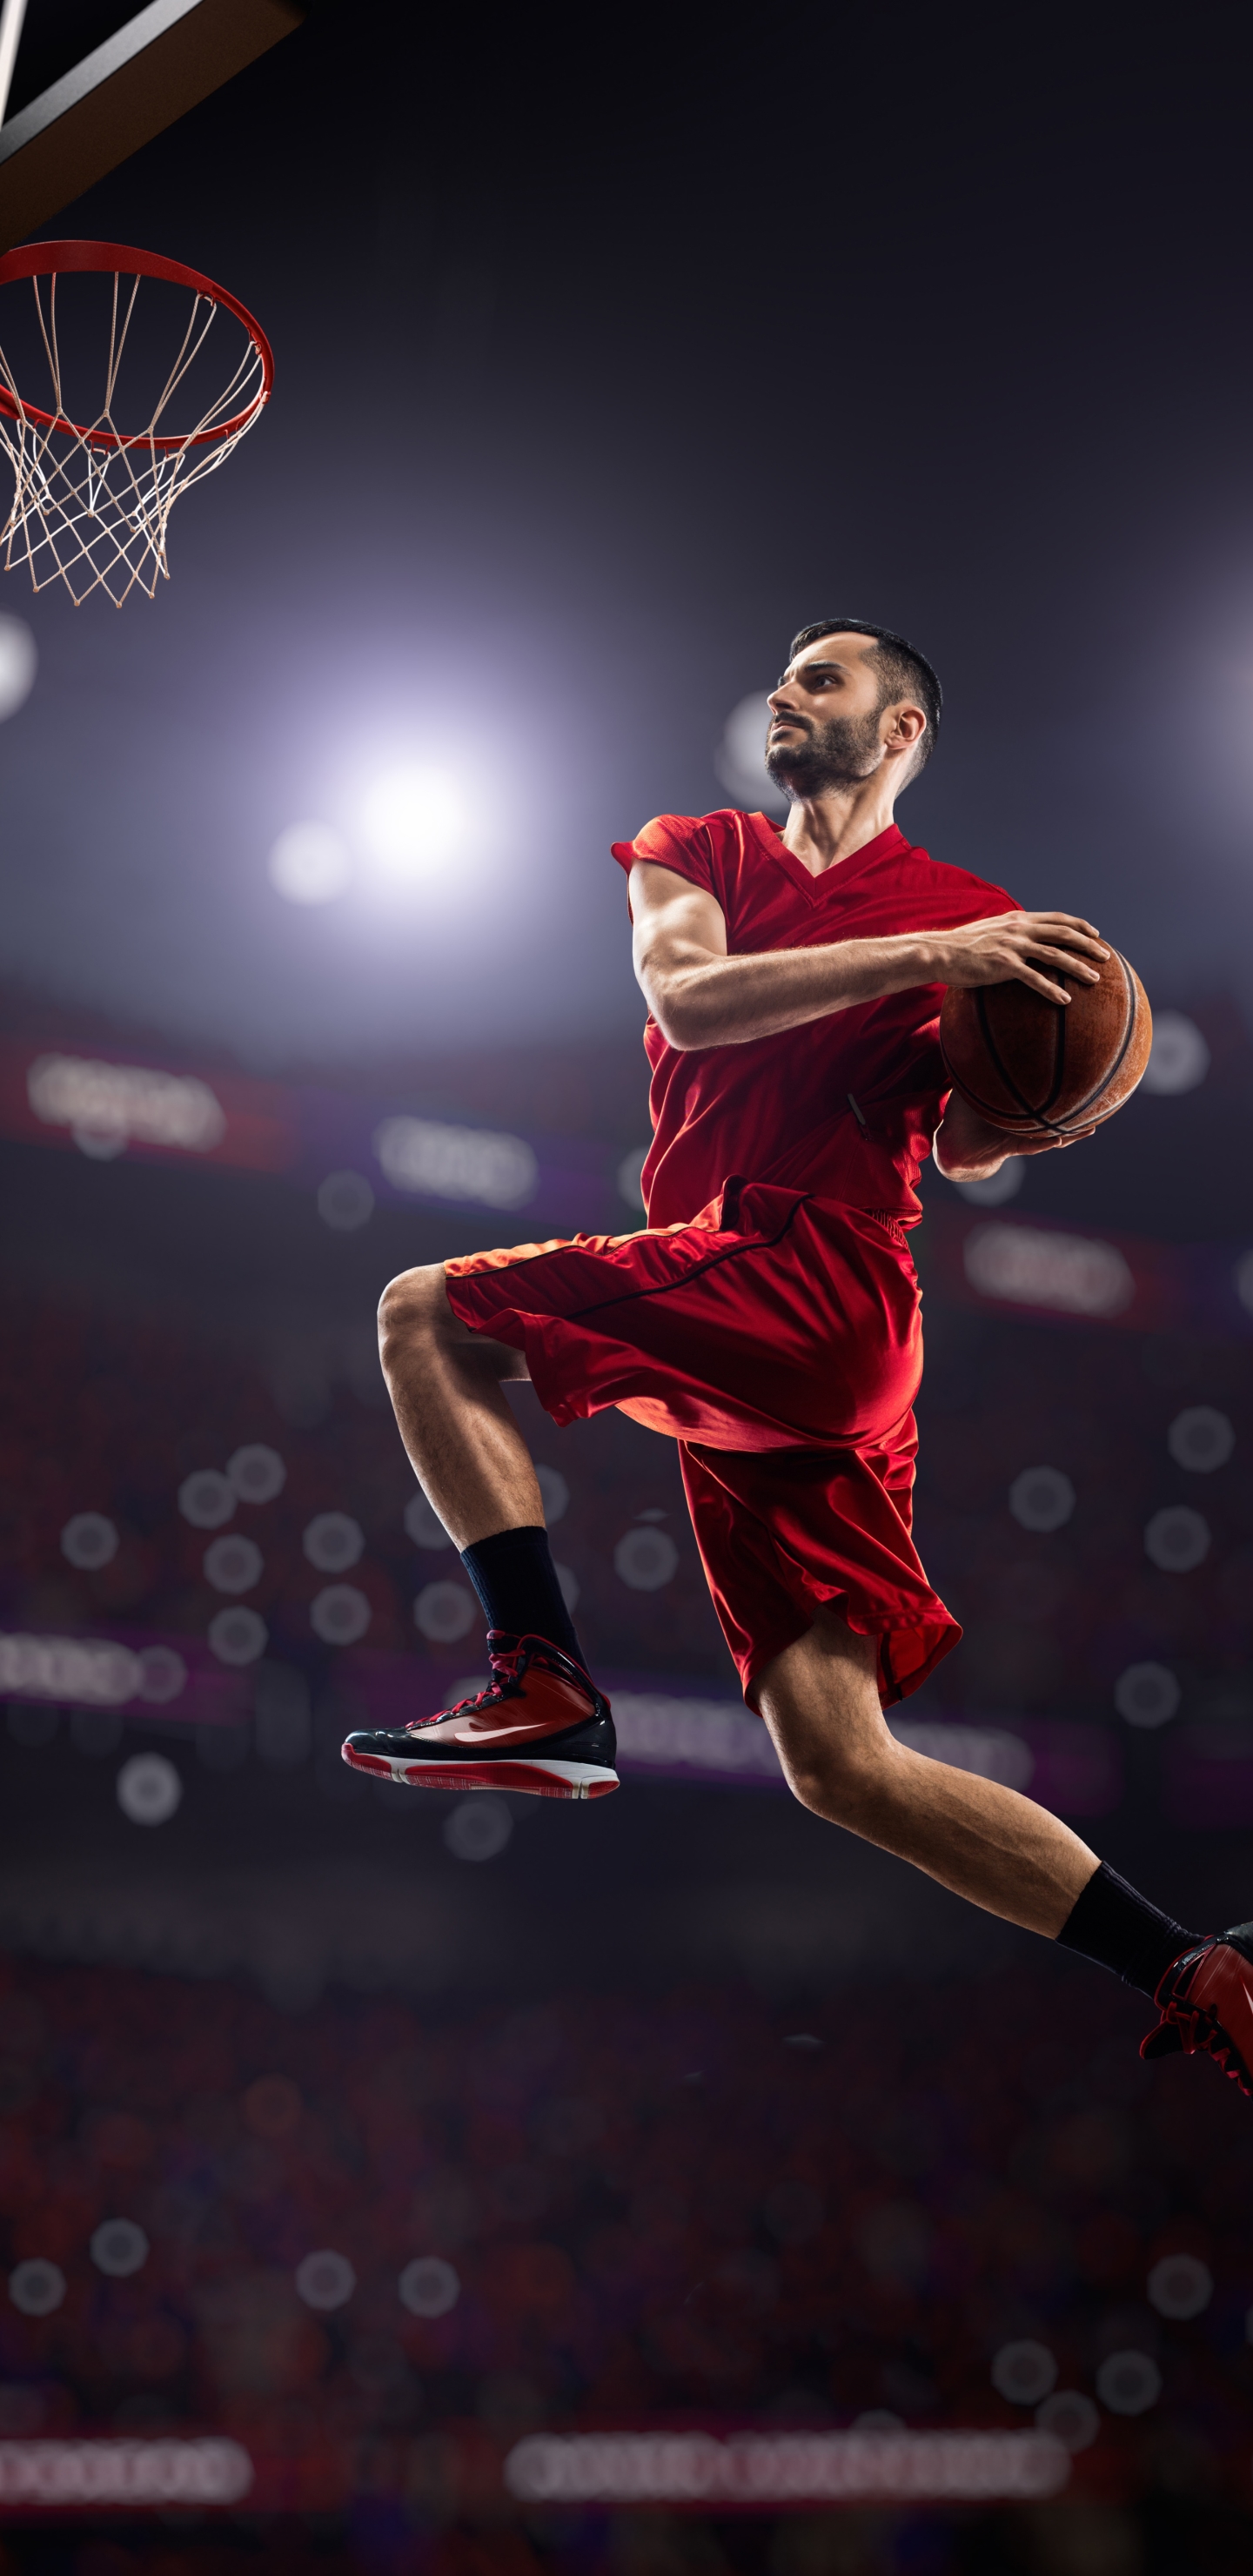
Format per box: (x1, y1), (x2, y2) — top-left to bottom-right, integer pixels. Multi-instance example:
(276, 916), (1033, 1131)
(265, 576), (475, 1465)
(0, 1951), (1248, 2499)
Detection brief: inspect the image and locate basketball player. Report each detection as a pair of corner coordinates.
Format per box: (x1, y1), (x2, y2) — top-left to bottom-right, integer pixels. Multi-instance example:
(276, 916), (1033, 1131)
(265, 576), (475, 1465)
(344, 619), (1253, 2092)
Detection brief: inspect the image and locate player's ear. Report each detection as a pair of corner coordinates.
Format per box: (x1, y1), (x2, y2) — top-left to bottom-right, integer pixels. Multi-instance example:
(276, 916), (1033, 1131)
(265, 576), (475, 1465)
(885, 702), (926, 757)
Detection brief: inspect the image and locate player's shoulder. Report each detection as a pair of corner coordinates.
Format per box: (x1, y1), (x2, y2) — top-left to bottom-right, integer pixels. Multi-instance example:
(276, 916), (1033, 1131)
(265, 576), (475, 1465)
(899, 838), (1020, 916)
(624, 808), (742, 852)
(611, 808), (747, 884)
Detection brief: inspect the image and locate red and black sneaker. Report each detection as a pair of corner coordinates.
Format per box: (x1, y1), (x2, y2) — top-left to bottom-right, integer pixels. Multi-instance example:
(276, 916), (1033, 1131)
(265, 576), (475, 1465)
(340, 1632), (619, 1801)
(1141, 1923), (1253, 2095)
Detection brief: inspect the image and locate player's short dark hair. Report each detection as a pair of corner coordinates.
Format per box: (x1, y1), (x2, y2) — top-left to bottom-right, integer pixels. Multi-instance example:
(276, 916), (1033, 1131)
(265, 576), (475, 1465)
(787, 617), (942, 774)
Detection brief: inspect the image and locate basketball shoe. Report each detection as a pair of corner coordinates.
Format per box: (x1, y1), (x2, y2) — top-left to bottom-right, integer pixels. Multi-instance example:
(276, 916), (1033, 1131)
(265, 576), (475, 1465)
(340, 1632), (619, 1801)
(1140, 1924), (1253, 2094)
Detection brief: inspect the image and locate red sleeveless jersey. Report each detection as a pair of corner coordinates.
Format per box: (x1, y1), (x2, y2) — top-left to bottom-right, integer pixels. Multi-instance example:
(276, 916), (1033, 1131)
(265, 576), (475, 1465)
(611, 810), (1018, 1229)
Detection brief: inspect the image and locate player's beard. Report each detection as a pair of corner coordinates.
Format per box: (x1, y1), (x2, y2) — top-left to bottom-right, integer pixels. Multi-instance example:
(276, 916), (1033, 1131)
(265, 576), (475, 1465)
(765, 705), (883, 798)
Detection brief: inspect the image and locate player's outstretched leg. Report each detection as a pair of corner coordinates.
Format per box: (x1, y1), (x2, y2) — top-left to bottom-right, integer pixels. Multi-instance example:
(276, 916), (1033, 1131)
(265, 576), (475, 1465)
(341, 1263), (619, 1800)
(755, 1610), (1253, 2093)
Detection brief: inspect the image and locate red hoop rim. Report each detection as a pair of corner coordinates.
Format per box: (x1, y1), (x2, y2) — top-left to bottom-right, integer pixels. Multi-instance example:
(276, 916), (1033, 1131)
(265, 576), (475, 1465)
(0, 241), (273, 452)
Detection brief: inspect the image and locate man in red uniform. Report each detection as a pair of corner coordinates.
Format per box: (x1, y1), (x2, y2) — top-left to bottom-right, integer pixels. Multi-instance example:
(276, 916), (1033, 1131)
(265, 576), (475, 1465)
(344, 618), (1253, 2090)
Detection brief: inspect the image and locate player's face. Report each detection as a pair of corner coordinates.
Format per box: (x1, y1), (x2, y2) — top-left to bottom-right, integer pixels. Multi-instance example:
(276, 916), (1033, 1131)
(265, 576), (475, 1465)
(765, 634), (893, 796)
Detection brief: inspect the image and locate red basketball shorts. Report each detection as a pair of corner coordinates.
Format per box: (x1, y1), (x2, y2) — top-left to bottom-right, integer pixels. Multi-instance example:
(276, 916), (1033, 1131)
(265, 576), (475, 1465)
(444, 1179), (960, 1707)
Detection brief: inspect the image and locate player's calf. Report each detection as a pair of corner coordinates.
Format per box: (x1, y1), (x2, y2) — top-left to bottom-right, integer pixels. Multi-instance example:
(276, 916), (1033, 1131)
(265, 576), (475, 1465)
(373, 1261), (604, 1748)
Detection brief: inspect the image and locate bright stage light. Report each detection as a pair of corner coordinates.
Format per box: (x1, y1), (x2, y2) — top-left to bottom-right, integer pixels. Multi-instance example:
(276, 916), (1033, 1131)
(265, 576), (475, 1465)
(0, 614), (37, 721)
(714, 694), (788, 815)
(1142, 1010), (1209, 1096)
(360, 766), (466, 875)
(269, 822), (352, 904)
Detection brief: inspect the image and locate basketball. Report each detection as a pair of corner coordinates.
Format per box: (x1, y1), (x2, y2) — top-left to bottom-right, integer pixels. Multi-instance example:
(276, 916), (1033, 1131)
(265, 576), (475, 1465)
(939, 946), (1153, 1137)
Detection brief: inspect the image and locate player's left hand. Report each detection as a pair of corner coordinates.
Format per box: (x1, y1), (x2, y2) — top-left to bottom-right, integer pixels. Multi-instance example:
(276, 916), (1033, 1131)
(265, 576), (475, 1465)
(1004, 1124), (1098, 1158)
(934, 1092), (1097, 1180)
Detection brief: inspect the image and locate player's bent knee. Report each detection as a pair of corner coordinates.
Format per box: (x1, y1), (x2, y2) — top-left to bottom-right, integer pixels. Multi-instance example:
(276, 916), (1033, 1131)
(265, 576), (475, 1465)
(377, 1264), (450, 1353)
(777, 1736), (894, 1827)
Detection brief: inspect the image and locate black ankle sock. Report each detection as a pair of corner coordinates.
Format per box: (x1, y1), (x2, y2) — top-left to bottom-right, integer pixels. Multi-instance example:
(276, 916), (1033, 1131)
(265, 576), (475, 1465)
(1055, 1862), (1202, 1999)
(459, 1525), (586, 1670)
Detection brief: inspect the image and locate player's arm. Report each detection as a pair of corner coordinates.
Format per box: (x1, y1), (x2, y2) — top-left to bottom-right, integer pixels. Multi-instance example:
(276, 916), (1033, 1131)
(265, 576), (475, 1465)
(629, 862), (1110, 1051)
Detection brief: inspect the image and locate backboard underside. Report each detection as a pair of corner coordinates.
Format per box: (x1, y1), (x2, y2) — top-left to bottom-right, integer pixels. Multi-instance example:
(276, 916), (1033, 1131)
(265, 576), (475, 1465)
(0, 0), (305, 253)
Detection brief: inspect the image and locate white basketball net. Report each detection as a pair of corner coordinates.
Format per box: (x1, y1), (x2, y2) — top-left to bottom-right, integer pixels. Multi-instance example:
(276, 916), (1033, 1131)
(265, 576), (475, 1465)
(0, 269), (267, 606)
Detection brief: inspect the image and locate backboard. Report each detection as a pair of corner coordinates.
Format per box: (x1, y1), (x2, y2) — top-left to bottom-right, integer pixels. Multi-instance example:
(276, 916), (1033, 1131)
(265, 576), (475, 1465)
(0, 0), (307, 252)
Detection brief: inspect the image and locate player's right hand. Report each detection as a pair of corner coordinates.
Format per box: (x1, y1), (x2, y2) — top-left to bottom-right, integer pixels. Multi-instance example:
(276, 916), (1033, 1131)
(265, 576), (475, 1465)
(931, 912), (1110, 1006)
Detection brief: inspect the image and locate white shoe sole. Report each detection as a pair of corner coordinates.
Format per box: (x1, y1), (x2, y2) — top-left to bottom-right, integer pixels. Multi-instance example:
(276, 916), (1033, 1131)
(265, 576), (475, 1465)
(342, 1746), (620, 1801)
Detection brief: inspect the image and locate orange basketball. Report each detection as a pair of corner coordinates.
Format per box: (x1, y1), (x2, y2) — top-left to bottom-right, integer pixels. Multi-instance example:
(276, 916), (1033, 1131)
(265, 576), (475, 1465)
(939, 947), (1152, 1137)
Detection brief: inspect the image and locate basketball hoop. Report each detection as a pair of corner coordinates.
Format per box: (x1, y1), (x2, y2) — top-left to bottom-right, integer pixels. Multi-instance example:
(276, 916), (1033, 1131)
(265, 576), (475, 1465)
(0, 240), (272, 606)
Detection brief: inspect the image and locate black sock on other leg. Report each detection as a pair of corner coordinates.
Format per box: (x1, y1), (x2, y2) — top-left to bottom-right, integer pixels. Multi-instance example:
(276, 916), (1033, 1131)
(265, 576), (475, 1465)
(459, 1525), (587, 1671)
(1055, 1861), (1202, 1999)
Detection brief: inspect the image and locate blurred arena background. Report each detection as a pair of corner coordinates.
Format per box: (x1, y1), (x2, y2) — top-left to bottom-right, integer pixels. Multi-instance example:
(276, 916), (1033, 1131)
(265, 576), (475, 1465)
(1, 0), (1252, 2568)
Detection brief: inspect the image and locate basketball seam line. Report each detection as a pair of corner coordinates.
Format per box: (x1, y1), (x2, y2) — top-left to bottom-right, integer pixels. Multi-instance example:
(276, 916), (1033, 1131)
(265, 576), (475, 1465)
(1063, 950), (1138, 1119)
(973, 985), (1069, 1137)
(959, 951), (1138, 1135)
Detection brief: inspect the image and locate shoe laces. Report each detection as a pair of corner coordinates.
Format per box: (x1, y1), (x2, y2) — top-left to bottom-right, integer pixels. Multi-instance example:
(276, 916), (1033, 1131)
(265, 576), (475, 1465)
(404, 1633), (585, 1734)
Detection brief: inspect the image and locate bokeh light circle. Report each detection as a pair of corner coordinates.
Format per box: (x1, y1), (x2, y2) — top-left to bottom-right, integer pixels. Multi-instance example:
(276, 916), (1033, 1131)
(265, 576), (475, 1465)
(295, 2249), (356, 2311)
(444, 1797), (513, 1862)
(90, 2218), (149, 2277)
(204, 1534), (264, 1594)
(311, 1584), (372, 1645)
(9, 2258), (64, 2317)
(1114, 1662), (1180, 1728)
(318, 1170), (375, 1231)
(136, 1644), (187, 1704)
(227, 1444), (286, 1503)
(614, 1527), (680, 1591)
(1147, 2253), (1212, 2318)
(1035, 2390), (1100, 2451)
(304, 1513), (365, 1573)
(535, 1465), (569, 1525)
(61, 1512), (119, 1570)
(399, 2256), (459, 2318)
(208, 1605), (268, 1666)
(178, 1469), (236, 1530)
(117, 1753), (182, 1826)
(415, 1581), (477, 1643)
(1008, 1466), (1075, 1533)
(1144, 1506), (1209, 1573)
(1141, 1011), (1209, 1096)
(990, 2339), (1057, 2405)
(1167, 1405), (1234, 1472)
(404, 1491), (453, 1552)
(1095, 2351), (1161, 2416)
